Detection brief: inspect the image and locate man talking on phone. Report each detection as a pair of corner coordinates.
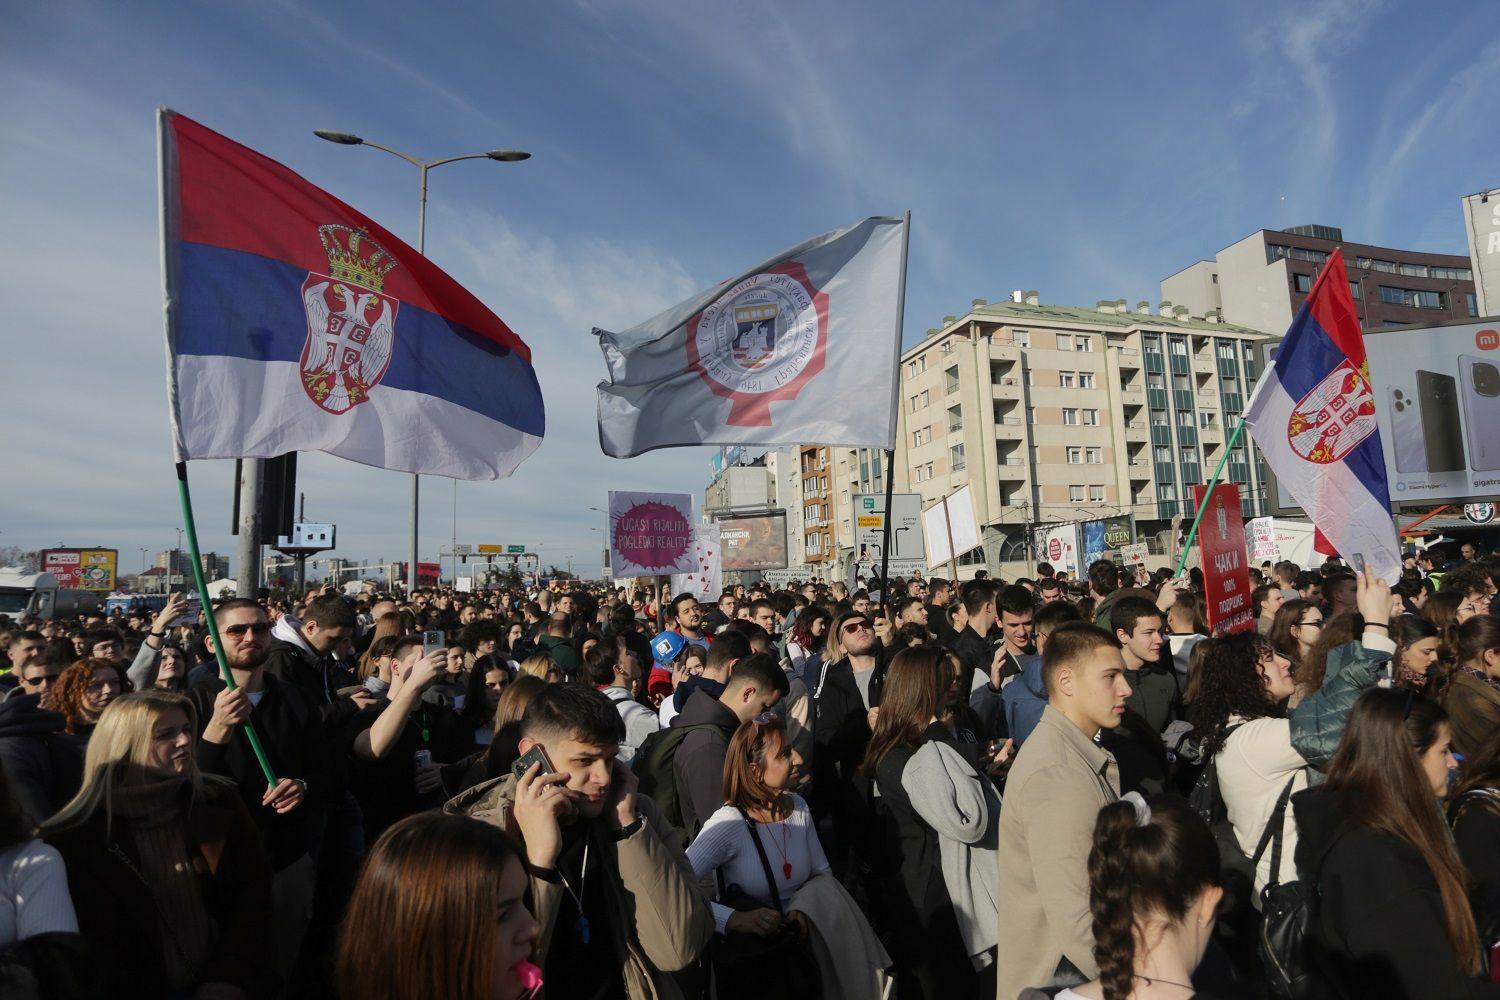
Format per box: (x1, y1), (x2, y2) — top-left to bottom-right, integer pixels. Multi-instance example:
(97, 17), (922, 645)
(447, 684), (711, 1000)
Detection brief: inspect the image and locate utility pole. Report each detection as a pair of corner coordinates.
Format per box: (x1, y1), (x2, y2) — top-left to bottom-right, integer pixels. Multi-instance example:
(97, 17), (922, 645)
(235, 459), (263, 599)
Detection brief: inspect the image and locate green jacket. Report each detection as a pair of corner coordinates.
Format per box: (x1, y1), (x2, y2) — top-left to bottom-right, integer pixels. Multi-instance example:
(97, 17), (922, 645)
(536, 633), (583, 678)
(1288, 638), (1391, 767)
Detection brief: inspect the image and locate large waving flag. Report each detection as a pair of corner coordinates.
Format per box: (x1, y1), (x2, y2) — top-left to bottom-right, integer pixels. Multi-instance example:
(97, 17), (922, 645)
(159, 110), (544, 479)
(1244, 248), (1401, 580)
(594, 216), (907, 457)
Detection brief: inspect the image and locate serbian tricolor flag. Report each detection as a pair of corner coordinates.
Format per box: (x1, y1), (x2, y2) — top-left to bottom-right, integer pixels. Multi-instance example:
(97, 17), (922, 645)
(1244, 248), (1401, 580)
(158, 109), (544, 479)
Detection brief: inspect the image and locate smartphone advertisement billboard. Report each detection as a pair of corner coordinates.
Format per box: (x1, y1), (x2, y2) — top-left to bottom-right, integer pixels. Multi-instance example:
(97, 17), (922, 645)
(1366, 319), (1500, 504)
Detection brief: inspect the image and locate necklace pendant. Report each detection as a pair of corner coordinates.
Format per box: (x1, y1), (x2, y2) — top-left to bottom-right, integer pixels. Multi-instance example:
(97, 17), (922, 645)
(783, 861), (793, 880)
(576, 914), (591, 945)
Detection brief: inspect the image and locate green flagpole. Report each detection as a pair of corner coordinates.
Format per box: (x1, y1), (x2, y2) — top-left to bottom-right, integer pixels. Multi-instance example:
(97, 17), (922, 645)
(1172, 417), (1248, 578)
(176, 461), (278, 785)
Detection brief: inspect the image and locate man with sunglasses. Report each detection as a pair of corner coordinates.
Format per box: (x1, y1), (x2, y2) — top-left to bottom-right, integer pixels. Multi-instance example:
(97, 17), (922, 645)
(0, 654), (69, 825)
(190, 598), (331, 988)
(811, 610), (885, 879)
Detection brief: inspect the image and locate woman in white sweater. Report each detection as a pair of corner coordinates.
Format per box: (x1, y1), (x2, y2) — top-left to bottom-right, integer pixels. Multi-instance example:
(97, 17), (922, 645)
(0, 768), (77, 947)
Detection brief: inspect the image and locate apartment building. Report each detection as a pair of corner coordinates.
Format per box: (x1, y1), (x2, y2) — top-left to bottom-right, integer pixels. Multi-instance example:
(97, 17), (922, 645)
(893, 292), (1271, 571)
(1163, 224), (1478, 335)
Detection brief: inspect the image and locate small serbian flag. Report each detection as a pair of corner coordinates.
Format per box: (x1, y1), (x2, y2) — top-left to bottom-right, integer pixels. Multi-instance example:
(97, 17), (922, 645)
(157, 109), (544, 480)
(1244, 247), (1400, 581)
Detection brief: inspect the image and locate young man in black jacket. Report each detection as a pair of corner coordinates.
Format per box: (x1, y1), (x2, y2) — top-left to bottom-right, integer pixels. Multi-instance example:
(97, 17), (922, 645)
(192, 598), (329, 988)
(671, 652), (789, 839)
(812, 609), (886, 881)
(264, 593), (366, 726)
(950, 579), (1000, 689)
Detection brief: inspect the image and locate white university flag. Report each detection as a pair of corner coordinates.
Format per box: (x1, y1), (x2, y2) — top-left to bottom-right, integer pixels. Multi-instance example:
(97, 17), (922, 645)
(594, 216), (907, 457)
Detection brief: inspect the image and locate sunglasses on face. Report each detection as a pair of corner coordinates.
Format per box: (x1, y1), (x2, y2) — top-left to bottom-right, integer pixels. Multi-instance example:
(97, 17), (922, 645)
(223, 622), (272, 638)
(842, 620), (871, 634)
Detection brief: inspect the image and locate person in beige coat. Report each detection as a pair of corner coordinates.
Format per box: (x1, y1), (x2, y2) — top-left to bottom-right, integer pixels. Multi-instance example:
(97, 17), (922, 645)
(446, 683), (712, 1000)
(995, 623), (1130, 1000)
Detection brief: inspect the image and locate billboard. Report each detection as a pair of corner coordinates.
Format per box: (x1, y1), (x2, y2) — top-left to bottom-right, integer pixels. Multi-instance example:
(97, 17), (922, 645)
(1463, 188), (1500, 318)
(717, 513), (788, 571)
(1080, 516), (1133, 566)
(608, 492), (697, 576)
(1194, 483), (1253, 635)
(42, 548), (117, 591)
(1365, 319), (1500, 505)
(1033, 523), (1081, 577)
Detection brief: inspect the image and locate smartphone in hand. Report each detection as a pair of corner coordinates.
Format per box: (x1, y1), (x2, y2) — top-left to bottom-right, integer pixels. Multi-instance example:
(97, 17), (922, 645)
(421, 630), (446, 658)
(512, 744), (555, 783)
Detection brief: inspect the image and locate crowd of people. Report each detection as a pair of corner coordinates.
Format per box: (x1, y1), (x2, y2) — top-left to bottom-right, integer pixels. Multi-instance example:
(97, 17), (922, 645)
(1, 541), (1499, 998)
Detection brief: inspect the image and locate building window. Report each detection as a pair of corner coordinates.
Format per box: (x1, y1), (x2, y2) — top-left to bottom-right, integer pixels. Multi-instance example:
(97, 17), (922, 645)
(1079, 372), (1095, 388)
(1147, 373), (1166, 389)
(1059, 371), (1075, 388)
(1159, 483), (1177, 501)
(945, 365), (960, 394)
(1430, 265), (1472, 280)
(1177, 410), (1195, 427)
(1180, 448), (1196, 465)
(1069, 485), (1085, 502)
(1067, 447), (1083, 464)
(1169, 338), (1188, 356)
(1379, 285), (1447, 309)
(1082, 409), (1099, 426)
(1056, 333), (1074, 351)
(1349, 281), (1362, 299)
(1398, 262), (1428, 278)
(1030, 445), (1042, 465)
(1062, 408), (1079, 426)
(1293, 273), (1312, 293)
(1154, 446), (1172, 463)
(1370, 259), (1398, 273)
(1199, 412), (1216, 427)
(1086, 447), (1102, 464)
(1089, 485), (1105, 502)
(950, 443), (966, 471)
(1023, 369), (1033, 386)
(1469, 292), (1480, 317)
(1011, 329), (1029, 347)
(1076, 335), (1093, 353)
(947, 405), (963, 433)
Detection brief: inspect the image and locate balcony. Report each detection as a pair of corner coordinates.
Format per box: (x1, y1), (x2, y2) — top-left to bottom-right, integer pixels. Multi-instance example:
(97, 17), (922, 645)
(1124, 422), (1148, 443)
(995, 417), (1025, 438)
(992, 377), (1023, 400)
(1119, 389), (1144, 406)
(1193, 355), (1215, 375)
(996, 459), (1027, 479)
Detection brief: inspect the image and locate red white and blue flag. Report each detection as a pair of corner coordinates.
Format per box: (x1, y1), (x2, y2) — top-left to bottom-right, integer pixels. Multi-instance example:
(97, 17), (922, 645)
(1244, 248), (1401, 580)
(158, 110), (544, 480)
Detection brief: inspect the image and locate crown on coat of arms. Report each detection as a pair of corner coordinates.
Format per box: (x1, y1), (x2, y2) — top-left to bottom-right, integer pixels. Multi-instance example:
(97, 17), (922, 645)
(317, 224), (397, 292)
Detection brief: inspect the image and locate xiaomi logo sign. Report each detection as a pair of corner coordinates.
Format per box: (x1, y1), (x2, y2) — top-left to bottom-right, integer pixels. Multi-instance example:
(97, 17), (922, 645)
(1477, 329), (1500, 351)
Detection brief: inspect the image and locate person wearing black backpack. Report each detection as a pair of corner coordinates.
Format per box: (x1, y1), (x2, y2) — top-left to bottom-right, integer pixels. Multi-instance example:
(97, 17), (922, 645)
(1293, 688), (1500, 998)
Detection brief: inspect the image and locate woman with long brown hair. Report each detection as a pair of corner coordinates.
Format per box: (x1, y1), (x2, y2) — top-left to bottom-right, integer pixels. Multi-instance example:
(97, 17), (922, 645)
(864, 646), (1000, 999)
(336, 811), (540, 1000)
(1267, 599), (1320, 671)
(358, 611), (403, 679)
(1390, 614), (1445, 697)
(1292, 688), (1498, 998)
(1052, 795), (1224, 1000)
(1291, 611), (1361, 707)
(1444, 615), (1500, 759)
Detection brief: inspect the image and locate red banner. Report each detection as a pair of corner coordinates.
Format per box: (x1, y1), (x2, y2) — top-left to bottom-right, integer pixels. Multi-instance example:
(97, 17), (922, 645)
(1192, 483), (1253, 635)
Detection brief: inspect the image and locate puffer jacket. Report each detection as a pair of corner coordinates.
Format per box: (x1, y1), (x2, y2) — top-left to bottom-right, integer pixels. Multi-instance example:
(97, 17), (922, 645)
(1287, 637), (1391, 767)
(443, 775), (711, 1000)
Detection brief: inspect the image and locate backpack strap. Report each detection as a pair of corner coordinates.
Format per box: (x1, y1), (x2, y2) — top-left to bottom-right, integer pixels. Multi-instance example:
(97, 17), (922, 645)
(1251, 774), (1300, 882)
(735, 807), (785, 914)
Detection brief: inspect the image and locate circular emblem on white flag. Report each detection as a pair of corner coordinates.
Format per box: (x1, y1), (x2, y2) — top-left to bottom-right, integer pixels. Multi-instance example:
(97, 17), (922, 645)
(687, 263), (828, 427)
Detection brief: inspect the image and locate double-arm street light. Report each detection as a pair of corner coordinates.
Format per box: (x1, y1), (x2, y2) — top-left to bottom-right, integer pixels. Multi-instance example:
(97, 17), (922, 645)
(313, 130), (530, 595)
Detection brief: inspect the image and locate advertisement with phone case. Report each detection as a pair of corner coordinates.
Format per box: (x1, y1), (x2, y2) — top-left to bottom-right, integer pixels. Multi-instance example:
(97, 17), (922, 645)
(1366, 319), (1500, 504)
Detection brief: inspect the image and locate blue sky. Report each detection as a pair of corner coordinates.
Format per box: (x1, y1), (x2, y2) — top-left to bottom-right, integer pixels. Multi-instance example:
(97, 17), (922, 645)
(3, 0), (1498, 577)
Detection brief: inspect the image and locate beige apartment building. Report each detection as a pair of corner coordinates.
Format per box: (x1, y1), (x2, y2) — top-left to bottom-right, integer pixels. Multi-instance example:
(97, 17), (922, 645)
(892, 292), (1272, 574)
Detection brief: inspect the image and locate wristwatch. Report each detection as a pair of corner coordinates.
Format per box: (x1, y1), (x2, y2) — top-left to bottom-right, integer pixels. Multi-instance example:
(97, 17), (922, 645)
(614, 814), (644, 840)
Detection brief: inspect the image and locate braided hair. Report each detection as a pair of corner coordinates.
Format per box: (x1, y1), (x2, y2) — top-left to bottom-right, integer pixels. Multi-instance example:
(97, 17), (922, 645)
(1088, 795), (1221, 1000)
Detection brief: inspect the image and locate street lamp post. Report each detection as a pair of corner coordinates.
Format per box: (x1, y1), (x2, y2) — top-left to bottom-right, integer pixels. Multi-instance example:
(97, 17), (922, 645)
(313, 130), (530, 596)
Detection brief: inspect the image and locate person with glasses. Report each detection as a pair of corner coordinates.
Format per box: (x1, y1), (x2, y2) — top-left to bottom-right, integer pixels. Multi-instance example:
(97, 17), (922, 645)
(1268, 599), (1321, 671)
(0, 658), (70, 825)
(810, 611), (884, 882)
(188, 597), (329, 990)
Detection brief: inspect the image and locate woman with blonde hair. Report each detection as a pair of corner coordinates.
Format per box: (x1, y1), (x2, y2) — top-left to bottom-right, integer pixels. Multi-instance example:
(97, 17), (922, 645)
(42, 691), (272, 999)
(336, 812), (539, 1000)
(358, 611), (404, 679)
(517, 652), (562, 684)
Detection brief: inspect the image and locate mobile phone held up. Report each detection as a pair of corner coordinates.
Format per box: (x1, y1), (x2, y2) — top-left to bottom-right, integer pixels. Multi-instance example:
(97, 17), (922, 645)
(512, 744), (555, 783)
(421, 630), (446, 658)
